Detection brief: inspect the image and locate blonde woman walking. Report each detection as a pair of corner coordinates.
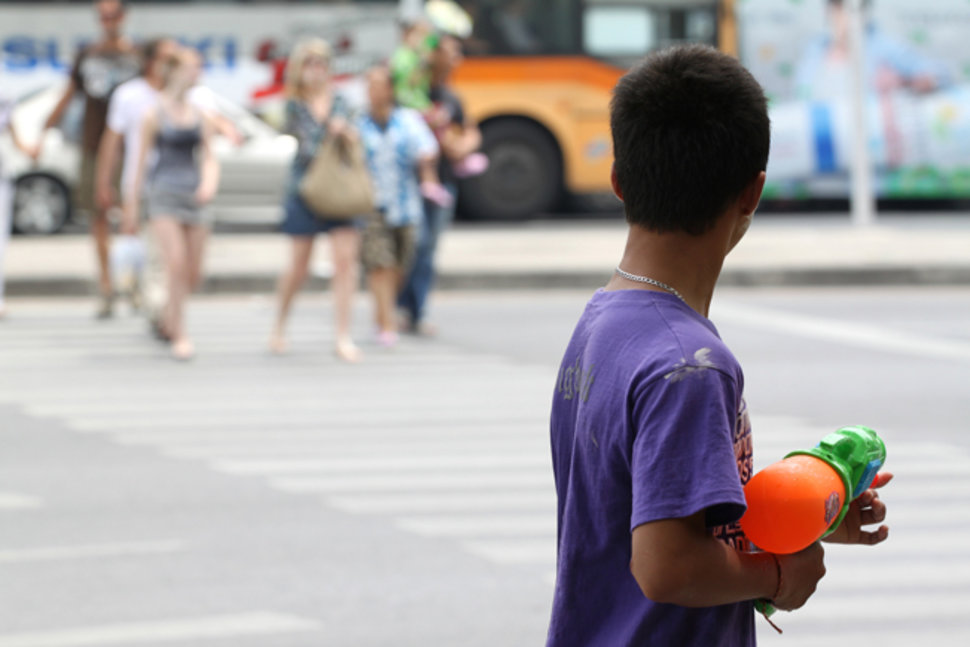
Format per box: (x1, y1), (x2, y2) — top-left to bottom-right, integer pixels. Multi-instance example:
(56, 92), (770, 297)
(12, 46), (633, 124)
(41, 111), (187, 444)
(125, 48), (219, 361)
(269, 38), (362, 362)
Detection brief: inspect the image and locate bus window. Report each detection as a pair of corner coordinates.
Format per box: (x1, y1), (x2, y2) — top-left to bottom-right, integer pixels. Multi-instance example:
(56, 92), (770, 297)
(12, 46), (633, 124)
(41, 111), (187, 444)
(583, 1), (718, 65)
(584, 6), (656, 59)
(460, 0), (581, 56)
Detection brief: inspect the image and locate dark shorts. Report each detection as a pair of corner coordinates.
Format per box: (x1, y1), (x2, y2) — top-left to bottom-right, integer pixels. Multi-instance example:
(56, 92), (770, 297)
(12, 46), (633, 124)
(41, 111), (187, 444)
(361, 215), (416, 273)
(77, 151), (120, 217)
(279, 192), (361, 237)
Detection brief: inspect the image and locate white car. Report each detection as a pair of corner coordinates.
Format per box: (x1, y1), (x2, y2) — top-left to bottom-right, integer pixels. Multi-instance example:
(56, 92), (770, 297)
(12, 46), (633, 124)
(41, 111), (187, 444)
(0, 83), (297, 235)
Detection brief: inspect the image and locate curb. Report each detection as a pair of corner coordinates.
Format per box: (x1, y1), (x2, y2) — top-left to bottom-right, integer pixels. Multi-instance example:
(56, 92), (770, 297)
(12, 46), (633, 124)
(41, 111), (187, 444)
(5, 265), (970, 298)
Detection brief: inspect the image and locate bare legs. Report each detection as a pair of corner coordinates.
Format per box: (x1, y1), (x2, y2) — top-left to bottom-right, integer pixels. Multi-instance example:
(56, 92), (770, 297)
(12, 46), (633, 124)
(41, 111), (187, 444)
(271, 236), (314, 354)
(91, 212), (114, 317)
(368, 266), (400, 345)
(152, 217), (208, 360)
(329, 227), (362, 361)
(271, 228), (361, 361)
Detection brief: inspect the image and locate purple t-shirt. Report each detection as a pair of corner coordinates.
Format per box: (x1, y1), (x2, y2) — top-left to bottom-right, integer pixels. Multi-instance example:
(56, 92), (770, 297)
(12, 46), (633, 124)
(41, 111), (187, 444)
(547, 289), (755, 647)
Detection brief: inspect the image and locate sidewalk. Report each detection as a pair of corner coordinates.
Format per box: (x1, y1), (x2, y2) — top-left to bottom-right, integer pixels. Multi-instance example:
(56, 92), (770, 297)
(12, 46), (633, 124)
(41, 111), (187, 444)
(4, 214), (970, 297)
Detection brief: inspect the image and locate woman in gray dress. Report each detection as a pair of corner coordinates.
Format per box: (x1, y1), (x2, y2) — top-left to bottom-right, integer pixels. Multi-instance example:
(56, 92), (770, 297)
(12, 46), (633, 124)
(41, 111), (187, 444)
(125, 48), (219, 360)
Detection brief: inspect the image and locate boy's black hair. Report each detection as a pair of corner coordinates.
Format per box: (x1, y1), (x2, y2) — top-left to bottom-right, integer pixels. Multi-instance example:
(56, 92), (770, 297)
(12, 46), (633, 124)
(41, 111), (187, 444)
(610, 45), (770, 235)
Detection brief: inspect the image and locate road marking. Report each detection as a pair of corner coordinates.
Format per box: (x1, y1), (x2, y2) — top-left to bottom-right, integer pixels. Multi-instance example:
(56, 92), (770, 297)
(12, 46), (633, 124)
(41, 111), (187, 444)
(66, 410), (546, 433)
(0, 612), (318, 646)
(213, 454), (551, 475)
(271, 471), (553, 494)
(329, 491), (556, 514)
(876, 479), (970, 501)
(24, 395), (543, 418)
(113, 424), (544, 445)
(162, 438), (548, 459)
(0, 540), (184, 565)
(714, 302), (970, 362)
(761, 628), (970, 647)
(463, 539), (555, 566)
(397, 514), (555, 538)
(0, 493), (42, 510)
(764, 588), (970, 624)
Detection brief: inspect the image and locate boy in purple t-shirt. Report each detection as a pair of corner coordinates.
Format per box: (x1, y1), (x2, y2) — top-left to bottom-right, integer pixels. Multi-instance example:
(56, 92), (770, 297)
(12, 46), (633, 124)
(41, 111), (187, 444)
(547, 46), (891, 646)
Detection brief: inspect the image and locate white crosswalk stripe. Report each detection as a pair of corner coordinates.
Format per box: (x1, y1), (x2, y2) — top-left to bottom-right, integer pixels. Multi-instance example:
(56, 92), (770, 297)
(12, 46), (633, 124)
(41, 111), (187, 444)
(2, 301), (970, 645)
(0, 612), (318, 646)
(0, 492), (42, 511)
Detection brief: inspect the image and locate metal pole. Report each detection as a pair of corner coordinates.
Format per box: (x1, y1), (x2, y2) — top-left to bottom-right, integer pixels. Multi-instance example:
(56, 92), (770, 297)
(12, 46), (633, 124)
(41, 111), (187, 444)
(847, 0), (876, 226)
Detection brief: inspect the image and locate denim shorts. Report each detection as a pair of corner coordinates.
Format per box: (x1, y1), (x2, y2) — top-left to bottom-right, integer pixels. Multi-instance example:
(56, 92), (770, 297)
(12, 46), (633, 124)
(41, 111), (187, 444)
(279, 192), (362, 237)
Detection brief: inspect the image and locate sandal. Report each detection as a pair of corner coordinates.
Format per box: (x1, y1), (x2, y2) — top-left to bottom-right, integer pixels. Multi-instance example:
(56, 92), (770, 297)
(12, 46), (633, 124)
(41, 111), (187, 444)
(171, 338), (195, 362)
(334, 338), (362, 363)
(150, 317), (173, 343)
(268, 333), (288, 355)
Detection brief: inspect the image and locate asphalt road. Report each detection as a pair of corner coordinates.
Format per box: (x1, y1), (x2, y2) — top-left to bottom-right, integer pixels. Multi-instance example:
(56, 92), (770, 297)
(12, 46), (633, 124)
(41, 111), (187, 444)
(1, 287), (968, 646)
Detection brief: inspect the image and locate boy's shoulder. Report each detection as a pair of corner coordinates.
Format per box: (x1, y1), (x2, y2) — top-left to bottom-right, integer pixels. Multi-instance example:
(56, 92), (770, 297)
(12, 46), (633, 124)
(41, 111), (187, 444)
(578, 290), (739, 383)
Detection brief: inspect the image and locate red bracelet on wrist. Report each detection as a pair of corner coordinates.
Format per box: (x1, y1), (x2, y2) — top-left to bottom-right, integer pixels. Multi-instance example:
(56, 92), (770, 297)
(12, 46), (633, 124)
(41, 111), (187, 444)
(769, 553), (783, 601)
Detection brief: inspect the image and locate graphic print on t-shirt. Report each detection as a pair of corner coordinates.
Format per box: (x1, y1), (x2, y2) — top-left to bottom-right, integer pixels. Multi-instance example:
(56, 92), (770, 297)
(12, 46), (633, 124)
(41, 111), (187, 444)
(714, 398), (753, 552)
(78, 53), (138, 100)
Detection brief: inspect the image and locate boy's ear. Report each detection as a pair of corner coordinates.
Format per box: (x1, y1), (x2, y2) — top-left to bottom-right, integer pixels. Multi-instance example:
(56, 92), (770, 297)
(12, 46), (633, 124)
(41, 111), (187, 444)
(739, 171), (767, 216)
(610, 163), (624, 203)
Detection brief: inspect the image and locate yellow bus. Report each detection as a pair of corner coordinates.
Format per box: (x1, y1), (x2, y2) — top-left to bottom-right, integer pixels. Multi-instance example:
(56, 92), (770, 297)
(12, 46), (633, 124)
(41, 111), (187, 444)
(451, 0), (734, 219)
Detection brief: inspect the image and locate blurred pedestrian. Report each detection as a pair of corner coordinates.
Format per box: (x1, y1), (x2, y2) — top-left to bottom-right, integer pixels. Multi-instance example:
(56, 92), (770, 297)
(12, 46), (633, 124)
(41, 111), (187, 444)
(125, 49), (220, 361)
(358, 65), (439, 347)
(391, 17), (434, 112)
(398, 33), (483, 336)
(269, 38), (363, 363)
(31, 0), (140, 319)
(98, 38), (237, 332)
(1, 89), (34, 320)
(390, 18), (455, 209)
(97, 37), (179, 317)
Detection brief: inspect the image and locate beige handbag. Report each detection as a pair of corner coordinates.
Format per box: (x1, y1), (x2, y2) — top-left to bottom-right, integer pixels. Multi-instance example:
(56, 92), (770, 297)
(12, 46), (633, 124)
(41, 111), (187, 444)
(299, 134), (375, 220)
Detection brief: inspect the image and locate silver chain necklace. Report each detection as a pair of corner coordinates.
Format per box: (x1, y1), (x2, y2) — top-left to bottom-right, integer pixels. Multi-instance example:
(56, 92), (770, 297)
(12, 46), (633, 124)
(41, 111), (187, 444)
(614, 266), (685, 303)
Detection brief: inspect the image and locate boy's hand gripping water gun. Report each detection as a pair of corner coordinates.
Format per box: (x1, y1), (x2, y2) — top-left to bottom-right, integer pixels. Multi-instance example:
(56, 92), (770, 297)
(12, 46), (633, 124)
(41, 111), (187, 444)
(738, 426), (888, 620)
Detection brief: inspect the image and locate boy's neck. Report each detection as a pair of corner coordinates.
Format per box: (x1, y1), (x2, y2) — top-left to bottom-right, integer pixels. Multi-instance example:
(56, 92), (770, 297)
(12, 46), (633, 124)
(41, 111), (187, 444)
(608, 220), (736, 317)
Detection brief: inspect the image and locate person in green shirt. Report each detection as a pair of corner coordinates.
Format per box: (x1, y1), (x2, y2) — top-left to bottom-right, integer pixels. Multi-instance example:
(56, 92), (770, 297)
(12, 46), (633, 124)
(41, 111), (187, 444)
(389, 18), (453, 207)
(391, 18), (434, 111)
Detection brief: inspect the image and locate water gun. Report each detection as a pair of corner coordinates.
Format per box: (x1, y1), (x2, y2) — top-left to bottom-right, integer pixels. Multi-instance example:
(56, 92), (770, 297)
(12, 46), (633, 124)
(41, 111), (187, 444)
(739, 426), (887, 618)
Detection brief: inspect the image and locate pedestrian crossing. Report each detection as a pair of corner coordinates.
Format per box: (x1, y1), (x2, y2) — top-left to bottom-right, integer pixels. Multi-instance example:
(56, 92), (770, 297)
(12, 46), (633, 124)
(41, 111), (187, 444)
(2, 298), (970, 645)
(0, 300), (562, 579)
